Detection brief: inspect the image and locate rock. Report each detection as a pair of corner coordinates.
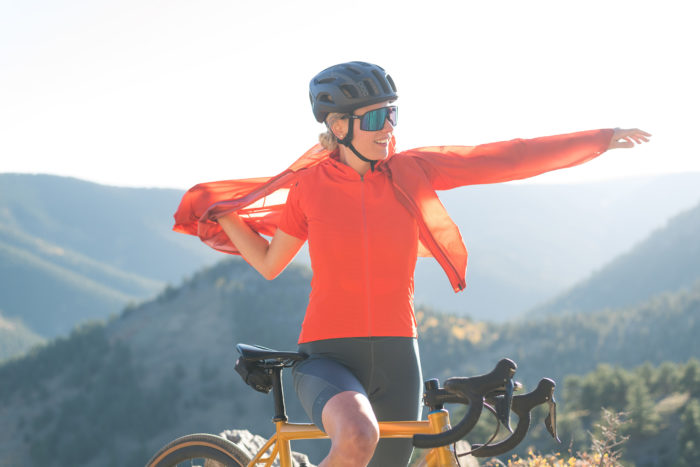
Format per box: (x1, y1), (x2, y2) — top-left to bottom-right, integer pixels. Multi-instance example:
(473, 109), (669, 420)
(219, 429), (315, 467)
(413, 440), (479, 467)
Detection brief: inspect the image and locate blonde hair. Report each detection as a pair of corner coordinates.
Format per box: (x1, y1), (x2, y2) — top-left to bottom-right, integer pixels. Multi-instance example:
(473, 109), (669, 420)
(319, 112), (345, 151)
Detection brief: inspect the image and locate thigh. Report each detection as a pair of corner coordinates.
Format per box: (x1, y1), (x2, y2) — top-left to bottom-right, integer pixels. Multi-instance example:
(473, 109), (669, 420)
(368, 337), (423, 421)
(367, 338), (423, 467)
(292, 356), (367, 432)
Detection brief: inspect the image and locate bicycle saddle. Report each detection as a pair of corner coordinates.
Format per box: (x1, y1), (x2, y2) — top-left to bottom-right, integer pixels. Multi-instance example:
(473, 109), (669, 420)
(236, 343), (307, 362)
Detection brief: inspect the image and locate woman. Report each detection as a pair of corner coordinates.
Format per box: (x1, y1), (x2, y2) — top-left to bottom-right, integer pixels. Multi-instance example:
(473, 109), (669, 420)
(173, 61), (650, 467)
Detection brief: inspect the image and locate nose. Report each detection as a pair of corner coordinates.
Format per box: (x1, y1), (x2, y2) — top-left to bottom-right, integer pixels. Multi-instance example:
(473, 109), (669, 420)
(382, 115), (394, 132)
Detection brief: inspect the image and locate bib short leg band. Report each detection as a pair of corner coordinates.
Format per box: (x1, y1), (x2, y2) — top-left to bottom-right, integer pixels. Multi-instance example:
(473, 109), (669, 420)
(292, 337), (422, 467)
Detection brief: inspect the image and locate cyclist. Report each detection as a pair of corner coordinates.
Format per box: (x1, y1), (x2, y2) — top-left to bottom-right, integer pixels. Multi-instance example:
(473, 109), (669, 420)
(173, 61), (650, 467)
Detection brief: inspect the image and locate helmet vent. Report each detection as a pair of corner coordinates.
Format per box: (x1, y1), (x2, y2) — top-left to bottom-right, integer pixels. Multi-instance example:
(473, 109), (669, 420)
(386, 75), (397, 93)
(340, 84), (359, 99)
(363, 79), (378, 96)
(372, 70), (391, 94)
(346, 65), (361, 75)
(317, 77), (336, 85)
(318, 93), (334, 104)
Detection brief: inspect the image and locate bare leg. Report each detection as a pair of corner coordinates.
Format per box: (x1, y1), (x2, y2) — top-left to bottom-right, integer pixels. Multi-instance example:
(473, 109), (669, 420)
(318, 391), (379, 467)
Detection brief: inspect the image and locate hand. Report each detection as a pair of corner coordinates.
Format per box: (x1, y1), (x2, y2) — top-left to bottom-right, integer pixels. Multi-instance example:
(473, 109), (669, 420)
(608, 128), (652, 149)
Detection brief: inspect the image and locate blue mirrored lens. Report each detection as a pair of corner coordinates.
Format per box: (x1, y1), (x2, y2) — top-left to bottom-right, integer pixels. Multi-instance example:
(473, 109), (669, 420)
(360, 108), (387, 131)
(359, 106), (397, 131)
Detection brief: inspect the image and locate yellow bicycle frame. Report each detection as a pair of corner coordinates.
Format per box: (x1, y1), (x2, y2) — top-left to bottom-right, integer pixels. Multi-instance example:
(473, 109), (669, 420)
(247, 409), (459, 467)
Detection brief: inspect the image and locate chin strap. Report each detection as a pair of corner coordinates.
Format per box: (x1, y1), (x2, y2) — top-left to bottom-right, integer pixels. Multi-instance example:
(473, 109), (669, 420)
(336, 120), (377, 172)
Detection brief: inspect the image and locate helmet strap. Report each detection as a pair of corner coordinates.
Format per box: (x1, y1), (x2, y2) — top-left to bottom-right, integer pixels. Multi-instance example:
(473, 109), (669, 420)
(336, 120), (377, 172)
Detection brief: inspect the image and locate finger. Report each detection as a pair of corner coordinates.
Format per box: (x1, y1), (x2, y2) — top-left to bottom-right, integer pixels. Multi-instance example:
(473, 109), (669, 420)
(632, 134), (651, 144)
(619, 128), (652, 139)
(622, 131), (650, 144)
(628, 129), (652, 140)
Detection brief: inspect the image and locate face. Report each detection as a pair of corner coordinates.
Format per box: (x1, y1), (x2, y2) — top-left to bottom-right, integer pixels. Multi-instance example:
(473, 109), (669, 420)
(332, 101), (396, 161)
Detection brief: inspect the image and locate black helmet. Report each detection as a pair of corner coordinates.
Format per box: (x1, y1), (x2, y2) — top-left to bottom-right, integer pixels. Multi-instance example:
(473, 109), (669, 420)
(309, 61), (398, 123)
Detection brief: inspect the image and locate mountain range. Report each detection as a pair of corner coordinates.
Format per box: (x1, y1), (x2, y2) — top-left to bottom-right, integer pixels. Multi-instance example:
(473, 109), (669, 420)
(530, 196), (700, 316)
(2, 171), (700, 465)
(0, 173), (218, 341)
(415, 172), (700, 319)
(2, 172), (700, 363)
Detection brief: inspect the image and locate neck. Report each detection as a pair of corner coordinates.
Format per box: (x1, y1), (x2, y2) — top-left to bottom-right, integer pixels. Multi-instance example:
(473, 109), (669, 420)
(338, 145), (372, 176)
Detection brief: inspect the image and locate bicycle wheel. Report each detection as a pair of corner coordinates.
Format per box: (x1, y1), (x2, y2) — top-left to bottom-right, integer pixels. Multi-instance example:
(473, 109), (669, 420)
(146, 433), (252, 467)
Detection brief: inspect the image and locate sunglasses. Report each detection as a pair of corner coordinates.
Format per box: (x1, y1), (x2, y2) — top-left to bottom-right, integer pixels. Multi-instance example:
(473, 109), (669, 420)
(348, 106), (398, 131)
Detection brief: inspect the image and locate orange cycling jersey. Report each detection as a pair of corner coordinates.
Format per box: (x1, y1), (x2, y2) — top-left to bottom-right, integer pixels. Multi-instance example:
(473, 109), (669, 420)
(279, 153), (420, 342)
(173, 129), (614, 343)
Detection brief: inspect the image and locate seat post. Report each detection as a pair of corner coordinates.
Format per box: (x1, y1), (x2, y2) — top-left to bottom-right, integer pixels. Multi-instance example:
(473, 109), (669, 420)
(271, 365), (287, 422)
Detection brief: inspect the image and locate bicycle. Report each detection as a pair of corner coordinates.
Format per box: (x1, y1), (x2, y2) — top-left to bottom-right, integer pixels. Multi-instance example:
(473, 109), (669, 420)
(147, 343), (560, 467)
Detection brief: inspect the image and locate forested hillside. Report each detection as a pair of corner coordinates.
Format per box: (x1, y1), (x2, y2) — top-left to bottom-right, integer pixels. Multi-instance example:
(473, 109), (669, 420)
(419, 280), (700, 389)
(559, 359), (700, 466)
(1, 257), (698, 466)
(0, 312), (43, 361)
(463, 358), (700, 466)
(0, 224), (158, 337)
(0, 258), (311, 467)
(531, 199), (700, 317)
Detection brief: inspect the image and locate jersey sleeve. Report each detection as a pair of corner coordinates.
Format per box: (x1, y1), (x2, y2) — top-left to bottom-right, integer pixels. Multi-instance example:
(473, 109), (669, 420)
(403, 129), (615, 190)
(278, 181), (308, 240)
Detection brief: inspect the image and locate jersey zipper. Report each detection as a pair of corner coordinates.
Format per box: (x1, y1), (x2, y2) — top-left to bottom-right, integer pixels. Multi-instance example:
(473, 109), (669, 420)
(360, 176), (372, 336)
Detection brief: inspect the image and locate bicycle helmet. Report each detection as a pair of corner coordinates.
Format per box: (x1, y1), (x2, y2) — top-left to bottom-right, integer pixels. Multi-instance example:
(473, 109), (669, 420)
(309, 61), (398, 123)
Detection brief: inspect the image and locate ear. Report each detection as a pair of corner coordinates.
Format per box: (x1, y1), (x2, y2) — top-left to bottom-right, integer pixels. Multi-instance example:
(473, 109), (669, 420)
(328, 117), (349, 140)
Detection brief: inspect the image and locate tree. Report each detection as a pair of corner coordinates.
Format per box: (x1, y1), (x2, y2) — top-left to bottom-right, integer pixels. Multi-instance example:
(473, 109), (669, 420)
(624, 381), (660, 437)
(650, 361), (680, 396)
(678, 399), (700, 466)
(680, 358), (700, 397)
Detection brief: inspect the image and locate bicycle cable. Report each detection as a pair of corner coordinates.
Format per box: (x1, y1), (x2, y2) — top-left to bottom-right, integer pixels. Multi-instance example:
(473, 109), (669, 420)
(455, 403), (503, 460)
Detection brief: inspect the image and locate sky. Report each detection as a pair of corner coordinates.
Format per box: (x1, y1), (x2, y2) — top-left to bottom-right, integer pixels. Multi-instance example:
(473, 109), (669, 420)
(1, 0), (697, 189)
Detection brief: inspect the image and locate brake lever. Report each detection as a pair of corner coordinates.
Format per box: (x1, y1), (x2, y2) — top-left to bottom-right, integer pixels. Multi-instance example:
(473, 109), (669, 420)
(545, 391), (559, 442)
(471, 378), (558, 457)
(487, 378), (515, 433)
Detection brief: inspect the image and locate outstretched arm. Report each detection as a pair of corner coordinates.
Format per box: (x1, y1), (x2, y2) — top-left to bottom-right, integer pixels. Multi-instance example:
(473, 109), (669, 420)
(608, 128), (652, 149)
(402, 128), (652, 190)
(217, 213), (305, 280)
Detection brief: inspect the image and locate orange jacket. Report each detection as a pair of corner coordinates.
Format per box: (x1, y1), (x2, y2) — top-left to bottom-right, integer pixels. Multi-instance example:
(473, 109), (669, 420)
(174, 129), (613, 297)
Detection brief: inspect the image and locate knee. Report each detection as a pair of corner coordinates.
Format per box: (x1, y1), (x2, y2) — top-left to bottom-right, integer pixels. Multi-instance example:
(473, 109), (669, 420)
(322, 391), (380, 460)
(333, 418), (379, 454)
